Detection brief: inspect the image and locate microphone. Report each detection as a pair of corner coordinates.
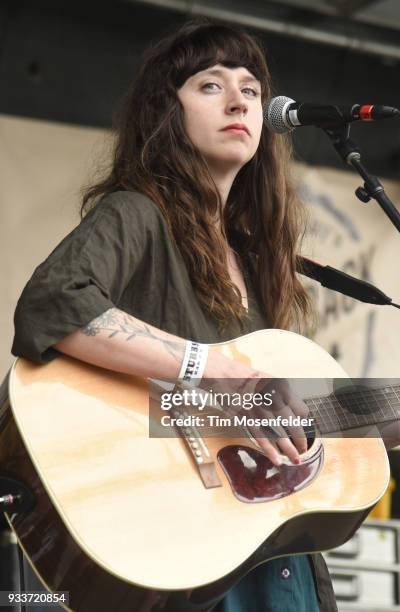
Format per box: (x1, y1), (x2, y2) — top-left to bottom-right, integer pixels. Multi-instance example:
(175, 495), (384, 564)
(264, 96), (400, 133)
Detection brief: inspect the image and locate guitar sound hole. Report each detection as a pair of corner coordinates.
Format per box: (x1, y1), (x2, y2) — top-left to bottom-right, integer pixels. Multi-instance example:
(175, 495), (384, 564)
(218, 444), (322, 503)
(306, 424), (316, 450)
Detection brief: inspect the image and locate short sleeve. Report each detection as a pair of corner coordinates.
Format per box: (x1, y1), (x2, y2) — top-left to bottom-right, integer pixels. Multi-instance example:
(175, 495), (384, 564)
(12, 190), (160, 363)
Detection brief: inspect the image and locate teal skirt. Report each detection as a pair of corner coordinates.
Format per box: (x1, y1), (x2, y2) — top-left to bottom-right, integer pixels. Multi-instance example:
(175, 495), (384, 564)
(212, 555), (320, 612)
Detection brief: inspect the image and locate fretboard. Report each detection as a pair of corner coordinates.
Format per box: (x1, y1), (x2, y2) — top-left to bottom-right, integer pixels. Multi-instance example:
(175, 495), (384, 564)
(306, 383), (400, 434)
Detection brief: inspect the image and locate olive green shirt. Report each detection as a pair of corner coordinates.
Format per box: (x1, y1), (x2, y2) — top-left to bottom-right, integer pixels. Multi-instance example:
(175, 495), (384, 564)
(12, 190), (268, 363)
(12, 190), (337, 611)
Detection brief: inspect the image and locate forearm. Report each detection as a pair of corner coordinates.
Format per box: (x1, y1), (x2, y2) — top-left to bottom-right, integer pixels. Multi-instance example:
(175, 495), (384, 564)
(54, 308), (308, 466)
(54, 307), (186, 379)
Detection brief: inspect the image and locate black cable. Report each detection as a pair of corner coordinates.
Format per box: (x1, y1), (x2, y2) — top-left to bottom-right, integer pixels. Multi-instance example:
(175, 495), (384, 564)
(16, 545), (27, 612)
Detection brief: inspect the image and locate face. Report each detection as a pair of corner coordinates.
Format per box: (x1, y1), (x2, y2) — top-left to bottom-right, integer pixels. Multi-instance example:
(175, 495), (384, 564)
(177, 64), (263, 176)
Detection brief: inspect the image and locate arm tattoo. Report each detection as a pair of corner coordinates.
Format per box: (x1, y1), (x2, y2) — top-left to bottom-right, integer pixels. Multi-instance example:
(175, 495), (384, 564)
(81, 308), (184, 362)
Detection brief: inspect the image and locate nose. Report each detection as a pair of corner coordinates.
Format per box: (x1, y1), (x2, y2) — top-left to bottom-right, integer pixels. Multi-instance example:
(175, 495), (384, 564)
(226, 88), (248, 117)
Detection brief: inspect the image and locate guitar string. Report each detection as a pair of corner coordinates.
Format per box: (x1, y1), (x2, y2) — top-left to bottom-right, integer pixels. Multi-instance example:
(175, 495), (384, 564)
(173, 384), (400, 438)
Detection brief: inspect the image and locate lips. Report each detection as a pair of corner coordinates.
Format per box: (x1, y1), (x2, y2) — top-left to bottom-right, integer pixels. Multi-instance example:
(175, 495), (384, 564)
(222, 124), (250, 135)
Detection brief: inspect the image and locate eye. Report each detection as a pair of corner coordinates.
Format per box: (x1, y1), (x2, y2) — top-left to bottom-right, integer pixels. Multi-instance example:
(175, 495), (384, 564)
(242, 87), (259, 97)
(201, 82), (221, 92)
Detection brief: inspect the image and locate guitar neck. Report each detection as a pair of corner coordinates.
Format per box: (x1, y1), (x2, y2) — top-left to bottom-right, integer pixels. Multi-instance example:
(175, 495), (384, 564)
(308, 383), (400, 435)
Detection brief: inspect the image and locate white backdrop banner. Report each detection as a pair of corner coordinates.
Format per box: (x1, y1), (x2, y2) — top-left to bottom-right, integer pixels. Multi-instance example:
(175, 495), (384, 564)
(297, 165), (400, 377)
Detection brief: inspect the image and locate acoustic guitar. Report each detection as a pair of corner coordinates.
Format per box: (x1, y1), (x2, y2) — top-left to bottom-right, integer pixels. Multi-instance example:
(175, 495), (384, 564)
(0, 329), (393, 611)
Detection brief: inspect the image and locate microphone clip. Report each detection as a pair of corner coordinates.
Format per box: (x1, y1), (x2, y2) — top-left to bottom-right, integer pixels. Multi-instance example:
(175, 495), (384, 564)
(324, 123), (360, 166)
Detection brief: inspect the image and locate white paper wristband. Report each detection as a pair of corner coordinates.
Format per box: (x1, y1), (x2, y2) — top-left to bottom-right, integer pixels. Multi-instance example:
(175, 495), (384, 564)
(177, 341), (209, 387)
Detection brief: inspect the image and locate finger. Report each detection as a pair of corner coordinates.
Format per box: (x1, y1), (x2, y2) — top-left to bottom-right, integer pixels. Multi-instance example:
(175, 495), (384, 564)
(290, 435), (308, 454)
(238, 375), (262, 395)
(249, 432), (286, 467)
(251, 417), (303, 464)
(283, 387), (309, 418)
(233, 376), (268, 414)
(271, 403), (308, 453)
(270, 378), (309, 419)
(261, 400), (307, 452)
(260, 421), (305, 461)
(275, 437), (302, 464)
(248, 421), (297, 465)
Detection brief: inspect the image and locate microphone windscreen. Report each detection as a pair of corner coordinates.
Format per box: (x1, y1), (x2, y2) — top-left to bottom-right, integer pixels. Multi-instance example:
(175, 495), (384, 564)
(264, 95), (295, 133)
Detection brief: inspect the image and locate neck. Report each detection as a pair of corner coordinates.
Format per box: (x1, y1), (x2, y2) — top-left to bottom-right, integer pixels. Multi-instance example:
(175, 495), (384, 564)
(209, 166), (239, 209)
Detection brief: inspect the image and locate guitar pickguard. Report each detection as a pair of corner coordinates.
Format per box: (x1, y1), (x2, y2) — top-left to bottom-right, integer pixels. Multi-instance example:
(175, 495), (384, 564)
(218, 443), (324, 502)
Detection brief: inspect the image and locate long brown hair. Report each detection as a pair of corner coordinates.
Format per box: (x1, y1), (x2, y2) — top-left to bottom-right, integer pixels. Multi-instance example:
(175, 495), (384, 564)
(82, 20), (312, 333)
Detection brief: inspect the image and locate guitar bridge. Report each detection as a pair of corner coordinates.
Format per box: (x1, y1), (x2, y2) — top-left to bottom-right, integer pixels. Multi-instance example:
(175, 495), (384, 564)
(172, 409), (222, 489)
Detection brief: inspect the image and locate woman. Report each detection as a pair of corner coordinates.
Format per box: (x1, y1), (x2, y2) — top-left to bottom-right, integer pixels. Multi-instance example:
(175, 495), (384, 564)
(12, 20), (337, 611)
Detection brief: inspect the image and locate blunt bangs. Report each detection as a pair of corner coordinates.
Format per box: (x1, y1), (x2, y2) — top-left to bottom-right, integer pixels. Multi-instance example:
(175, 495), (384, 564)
(168, 24), (270, 100)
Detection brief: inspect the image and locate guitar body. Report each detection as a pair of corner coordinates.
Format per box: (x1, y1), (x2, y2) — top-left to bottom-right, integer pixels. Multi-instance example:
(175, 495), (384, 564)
(0, 329), (389, 611)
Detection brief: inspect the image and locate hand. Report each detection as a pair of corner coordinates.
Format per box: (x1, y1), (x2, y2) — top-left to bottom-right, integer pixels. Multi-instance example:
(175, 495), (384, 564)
(202, 350), (309, 466)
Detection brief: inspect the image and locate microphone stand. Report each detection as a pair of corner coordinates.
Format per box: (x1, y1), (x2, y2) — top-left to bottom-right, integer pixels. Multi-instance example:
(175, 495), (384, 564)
(323, 124), (400, 233)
